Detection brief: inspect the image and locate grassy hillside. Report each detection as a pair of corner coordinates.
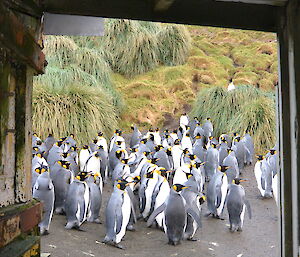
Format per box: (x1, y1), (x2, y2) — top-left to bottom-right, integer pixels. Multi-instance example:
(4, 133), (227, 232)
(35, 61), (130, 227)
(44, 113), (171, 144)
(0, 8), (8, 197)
(34, 19), (278, 150)
(115, 25), (278, 131)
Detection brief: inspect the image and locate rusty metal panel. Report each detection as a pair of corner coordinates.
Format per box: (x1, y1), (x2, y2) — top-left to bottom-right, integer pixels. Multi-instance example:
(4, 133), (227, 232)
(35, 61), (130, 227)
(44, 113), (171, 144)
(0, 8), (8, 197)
(0, 215), (21, 248)
(19, 201), (42, 233)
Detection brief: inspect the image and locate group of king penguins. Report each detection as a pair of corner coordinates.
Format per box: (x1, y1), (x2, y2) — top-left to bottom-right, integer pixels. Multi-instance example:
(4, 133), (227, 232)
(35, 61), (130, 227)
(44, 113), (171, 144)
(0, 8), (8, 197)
(31, 113), (278, 249)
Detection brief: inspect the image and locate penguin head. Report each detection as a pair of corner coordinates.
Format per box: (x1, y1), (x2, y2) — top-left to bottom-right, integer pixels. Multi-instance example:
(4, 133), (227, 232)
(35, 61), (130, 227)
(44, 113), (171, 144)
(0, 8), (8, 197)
(149, 158), (159, 164)
(61, 152), (69, 159)
(48, 133), (53, 137)
(189, 154), (197, 161)
(185, 172), (193, 180)
(116, 180), (128, 190)
(131, 147), (138, 153)
(71, 146), (77, 151)
(36, 152), (43, 158)
(194, 162), (205, 169)
(82, 145), (89, 150)
(227, 148), (233, 154)
(218, 165), (230, 173)
(98, 145), (104, 150)
(149, 134), (155, 141)
(94, 153), (100, 158)
(145, 170), (154, 179)
(174, 139), (180, 145)
(76, 171), (89, 181)
(270, 149), (276, 155)
(93, 139), (98, 144)
(36, 140), (42, 146)
(183, 148), (190, 155)
(233, 178), (247, 185)
(233, 132), (238, 137)
(56, 141), (63, 147)
(69, 134), (75, 138)
(98, 131), (103, 137)
(164, 129), (169, 134)
(172, 184), (188, 192)
(165, 134), (170, 139)
(194, 117), (198, 121)
(130, 125), (135, 131)
(206, 117), (211, 121)
(157, 168), (169, 178)
(234, 136), (241, 142)
(133, 176), (141, 183)
(199, 195), (206, 205)
(256, 155), (264, 161)
(179, 127), (183, 133)
(195, 134), (202, 139)
(33, 146), (39, 152)
(211, 143), (217, 148)
(143, 151), (150, 157)
(166, 148), (172, 156)
(155, 128), (159, 132)
(34, 167), (42, 174)
(209, 136), (213, 140)
(203, 145), (207, 150)
(116, 130), (122, 136)
(60, 137), (67, 142)
(140, 138), (147, 144)
(115, 150), (123, 159)
(121, 158), (129, 164)
(173, 129), (178, 134)
(185, 133), (190, 137)
(33, 133), (38, 137)
(115, 141), (123, 146)
(58, 160), (71, 169)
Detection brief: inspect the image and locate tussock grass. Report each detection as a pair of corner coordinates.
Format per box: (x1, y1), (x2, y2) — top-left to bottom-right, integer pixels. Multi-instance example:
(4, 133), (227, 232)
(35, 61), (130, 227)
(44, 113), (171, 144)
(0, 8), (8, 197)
(191, 85), (275, 152)
(157, 25), (191, 66)
(32, 84), (118, 144)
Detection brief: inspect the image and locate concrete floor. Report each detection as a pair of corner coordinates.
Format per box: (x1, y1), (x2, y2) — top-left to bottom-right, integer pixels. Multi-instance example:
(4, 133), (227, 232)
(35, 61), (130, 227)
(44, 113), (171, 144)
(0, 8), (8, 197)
(41, 164), (279, 257)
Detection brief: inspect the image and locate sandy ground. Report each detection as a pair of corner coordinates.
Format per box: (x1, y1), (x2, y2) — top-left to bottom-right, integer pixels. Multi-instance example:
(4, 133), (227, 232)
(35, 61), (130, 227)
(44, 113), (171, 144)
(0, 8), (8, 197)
(41, 163), (279, 257)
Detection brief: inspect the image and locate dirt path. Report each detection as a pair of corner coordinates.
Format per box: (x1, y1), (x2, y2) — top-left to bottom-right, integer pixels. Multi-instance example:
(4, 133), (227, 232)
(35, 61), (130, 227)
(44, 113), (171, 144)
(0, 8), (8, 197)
(41, 164), (279, 257)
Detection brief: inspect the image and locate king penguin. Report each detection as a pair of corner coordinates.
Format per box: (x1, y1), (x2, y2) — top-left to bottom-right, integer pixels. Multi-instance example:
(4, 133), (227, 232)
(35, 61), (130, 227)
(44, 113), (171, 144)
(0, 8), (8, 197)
(86, 173), (102, 223)
(32, 170), (55, 235)
(206, 166), (229, 218)
(226, 178), (252, 232)
(254, 155), (273, 198)
(65, 171), (90, 230)
(147, 184), (201, 246)
(102, 179), (136, 249)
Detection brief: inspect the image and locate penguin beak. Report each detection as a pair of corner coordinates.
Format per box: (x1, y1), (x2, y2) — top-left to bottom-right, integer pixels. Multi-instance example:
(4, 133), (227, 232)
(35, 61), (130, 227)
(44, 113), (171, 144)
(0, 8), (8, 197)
(182, 186), (188, 189)
(165, 170), (174, 173)
(239, 179), (247, 182)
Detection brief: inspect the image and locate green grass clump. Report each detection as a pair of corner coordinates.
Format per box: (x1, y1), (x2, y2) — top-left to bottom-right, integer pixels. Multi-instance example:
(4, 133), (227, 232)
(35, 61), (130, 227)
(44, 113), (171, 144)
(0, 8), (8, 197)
(157, 25), (192, 66)
(32, 83), (118, 144)
(191, 85), (275, 152)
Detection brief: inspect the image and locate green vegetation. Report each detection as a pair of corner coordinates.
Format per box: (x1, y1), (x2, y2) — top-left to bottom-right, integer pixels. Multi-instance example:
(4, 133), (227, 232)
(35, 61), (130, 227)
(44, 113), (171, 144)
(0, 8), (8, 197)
(32, 83), (118, 145)
(34, 19), (278, 152)
(191, 85), (276, 153)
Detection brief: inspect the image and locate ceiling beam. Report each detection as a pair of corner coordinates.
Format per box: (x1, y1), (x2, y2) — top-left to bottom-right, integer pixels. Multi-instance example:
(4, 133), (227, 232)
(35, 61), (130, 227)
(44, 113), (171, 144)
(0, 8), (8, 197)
(43, 0), (280, 32)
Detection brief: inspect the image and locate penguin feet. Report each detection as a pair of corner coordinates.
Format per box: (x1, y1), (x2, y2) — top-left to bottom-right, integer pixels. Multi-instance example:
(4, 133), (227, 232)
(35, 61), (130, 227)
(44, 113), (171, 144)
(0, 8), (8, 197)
(168, 240), (181, 246)
(126, 224), (136, 231)
(91, 218), (102, 224)
(204, 212), (211, 217)
(55, 207), (65, 215)
(102, 240), (125, 250)
(40, 228), (49, 236)
(187, 237), (199, 242)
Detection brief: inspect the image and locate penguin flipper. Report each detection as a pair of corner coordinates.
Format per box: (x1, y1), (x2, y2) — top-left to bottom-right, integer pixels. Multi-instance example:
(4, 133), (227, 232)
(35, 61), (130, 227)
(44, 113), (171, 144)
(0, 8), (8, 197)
(126, 188), (137, 223)
(146, 203), (166, 227)
(187, 208), (202, 228)
(244, 199), (252, 219)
